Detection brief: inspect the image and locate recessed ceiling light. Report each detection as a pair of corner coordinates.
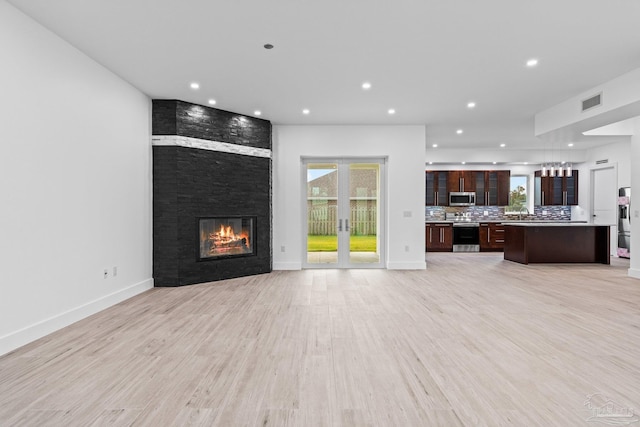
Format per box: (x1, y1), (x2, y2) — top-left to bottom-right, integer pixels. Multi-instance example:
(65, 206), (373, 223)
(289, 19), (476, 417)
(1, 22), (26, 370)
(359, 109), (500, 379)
(428, 162), (433, 165)
(264, 43), (274, 49)
(568, 143), (574, 147)
(254, 110), (262, 116)
(524, 162), (529, 165)
(462, 161), (466, 165)
(467, 102), (476, 109)
(302, 109), (310, 115)
(362, 82), (372, 90)
(456, 129), (463, 134)
(500, 143), (506, 147)
(526, 58), (539, 67)
(190, 82), (200, 90)
(493, 161), (497, 165)
(208, 99), (216, 105)
(388, 108), (396, 115)
(432, 144), (438, 148)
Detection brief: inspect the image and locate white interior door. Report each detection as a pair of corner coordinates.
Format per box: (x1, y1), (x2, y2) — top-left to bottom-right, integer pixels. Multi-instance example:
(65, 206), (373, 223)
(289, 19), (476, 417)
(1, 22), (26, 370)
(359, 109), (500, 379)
(303, 159), (385, 268)
(592, 166), (617, 254)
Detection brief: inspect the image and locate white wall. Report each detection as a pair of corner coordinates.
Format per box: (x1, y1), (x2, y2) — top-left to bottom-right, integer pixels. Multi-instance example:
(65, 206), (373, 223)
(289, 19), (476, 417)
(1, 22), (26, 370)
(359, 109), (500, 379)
(273, 125), (426, 270)
(0, 1), (152, 356)
(535, 67), (640, 136)
(630, 119), (640, 279)
(569, 140), (631, 224)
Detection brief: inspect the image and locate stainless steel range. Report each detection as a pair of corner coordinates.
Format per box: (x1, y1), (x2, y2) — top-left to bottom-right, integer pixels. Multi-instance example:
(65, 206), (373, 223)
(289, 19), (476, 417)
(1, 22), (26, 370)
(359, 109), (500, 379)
(447, 213), (480, 252)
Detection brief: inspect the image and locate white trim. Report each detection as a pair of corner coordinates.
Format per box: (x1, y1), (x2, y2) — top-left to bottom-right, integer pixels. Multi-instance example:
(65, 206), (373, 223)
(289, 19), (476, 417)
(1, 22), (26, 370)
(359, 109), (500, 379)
(273, 262), (302, 270)
(629, 268), (640, 280)
(0, 278), (153, 357)
(388, 261), (427, 270)
(152, 135), (272, 158)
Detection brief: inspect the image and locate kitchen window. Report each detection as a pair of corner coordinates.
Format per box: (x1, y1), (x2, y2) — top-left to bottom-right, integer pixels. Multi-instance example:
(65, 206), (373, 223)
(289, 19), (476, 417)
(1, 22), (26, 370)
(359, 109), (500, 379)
(506, 175), (528, 213)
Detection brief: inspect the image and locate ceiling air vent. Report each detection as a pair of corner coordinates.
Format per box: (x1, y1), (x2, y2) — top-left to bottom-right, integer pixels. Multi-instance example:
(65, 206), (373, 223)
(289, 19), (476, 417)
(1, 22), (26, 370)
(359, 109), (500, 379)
(595, 159), (609, 165)
(582, 93), (602, 112)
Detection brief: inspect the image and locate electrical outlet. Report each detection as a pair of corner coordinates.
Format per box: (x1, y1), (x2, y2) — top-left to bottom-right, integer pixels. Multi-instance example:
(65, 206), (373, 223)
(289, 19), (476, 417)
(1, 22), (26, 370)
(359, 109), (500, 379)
(280, 245), (285, 252)
(103, 269), (108, 279)
(542, 210), (548, 216)
(484, 210), (488, 216)
(429, 210), (434, 216)
(113, 266), (118, 277)
(405, 245), (410, 252)
(403, 211), (412, 218)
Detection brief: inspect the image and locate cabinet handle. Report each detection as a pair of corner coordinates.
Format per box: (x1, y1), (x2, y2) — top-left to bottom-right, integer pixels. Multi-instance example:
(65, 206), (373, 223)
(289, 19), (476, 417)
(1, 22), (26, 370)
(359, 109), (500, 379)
(486, 191), (489, 204)
(542, 191), (545, 205)
(429, 227), (432, 243)
(488, 229), (491, 243)
(345, 219), (350, 232)
(441, 228), (444, 242)
(435, 192), (438, 206)
(338, 219), (343, 232)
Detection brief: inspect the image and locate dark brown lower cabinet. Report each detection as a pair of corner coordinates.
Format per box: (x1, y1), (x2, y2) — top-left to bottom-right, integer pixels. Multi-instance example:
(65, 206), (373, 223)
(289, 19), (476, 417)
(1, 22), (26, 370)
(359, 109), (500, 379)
(479, 223), (505, 251)
(426, 223), (453, 251)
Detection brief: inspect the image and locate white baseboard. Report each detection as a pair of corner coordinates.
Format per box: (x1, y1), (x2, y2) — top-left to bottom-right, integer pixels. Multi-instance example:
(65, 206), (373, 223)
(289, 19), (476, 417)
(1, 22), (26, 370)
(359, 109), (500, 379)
(273, 262), (302, 270)
(387, 261), (427, 270)
(0, 278), (154, 357)
(628, 268), (640, 280)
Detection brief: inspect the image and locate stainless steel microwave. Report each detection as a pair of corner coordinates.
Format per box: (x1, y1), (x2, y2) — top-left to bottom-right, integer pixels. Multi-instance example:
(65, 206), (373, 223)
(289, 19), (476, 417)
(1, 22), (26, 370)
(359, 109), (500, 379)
(449, 192), (476, 206)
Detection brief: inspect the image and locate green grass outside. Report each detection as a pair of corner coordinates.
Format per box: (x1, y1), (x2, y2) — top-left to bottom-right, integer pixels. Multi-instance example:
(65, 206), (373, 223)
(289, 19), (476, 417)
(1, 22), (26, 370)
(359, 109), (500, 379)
(307, 235), (377, 252)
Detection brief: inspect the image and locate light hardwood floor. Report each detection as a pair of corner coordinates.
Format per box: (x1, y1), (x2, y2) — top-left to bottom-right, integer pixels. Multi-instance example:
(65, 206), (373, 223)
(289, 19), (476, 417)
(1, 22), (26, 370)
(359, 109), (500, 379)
(1, 254), (639, 426)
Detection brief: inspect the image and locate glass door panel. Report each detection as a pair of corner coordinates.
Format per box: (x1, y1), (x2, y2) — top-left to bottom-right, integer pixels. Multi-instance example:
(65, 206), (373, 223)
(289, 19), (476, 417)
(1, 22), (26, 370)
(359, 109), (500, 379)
(348, 163), (380, 264)
(306, 163), (339, 265)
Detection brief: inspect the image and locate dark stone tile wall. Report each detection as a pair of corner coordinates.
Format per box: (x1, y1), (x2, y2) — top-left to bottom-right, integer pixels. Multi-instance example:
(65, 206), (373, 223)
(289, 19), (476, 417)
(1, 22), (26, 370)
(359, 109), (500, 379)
(152, 100), (177, 136)
(153, 146), (180, 286)
(153, 100), (271, 150)
(152, 100), (272, 287)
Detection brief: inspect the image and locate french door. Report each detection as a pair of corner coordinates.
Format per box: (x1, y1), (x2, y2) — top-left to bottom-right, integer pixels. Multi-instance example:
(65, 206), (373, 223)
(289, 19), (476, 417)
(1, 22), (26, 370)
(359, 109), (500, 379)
(303, 158), (385, 268)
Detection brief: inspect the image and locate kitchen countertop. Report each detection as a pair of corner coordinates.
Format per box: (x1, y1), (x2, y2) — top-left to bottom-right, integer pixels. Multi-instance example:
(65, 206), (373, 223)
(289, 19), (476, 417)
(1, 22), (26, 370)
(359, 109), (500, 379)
(425, 220), (588, 224)
(502, 222), (609, 227)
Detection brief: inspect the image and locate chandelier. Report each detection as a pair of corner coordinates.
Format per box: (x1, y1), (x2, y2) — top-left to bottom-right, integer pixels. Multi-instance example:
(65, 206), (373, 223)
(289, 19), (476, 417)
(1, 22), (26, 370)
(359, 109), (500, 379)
(541, 162), (572, 177)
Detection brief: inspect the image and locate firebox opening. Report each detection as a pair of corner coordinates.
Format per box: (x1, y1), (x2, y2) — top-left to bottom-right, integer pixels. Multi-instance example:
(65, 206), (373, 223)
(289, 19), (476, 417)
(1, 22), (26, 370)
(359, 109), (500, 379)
(198, 216), (256, 261)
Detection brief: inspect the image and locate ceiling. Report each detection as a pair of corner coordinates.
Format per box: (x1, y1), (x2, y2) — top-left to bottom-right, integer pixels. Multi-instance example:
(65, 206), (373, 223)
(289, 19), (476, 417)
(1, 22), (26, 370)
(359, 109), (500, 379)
(8, 0), (640, 151)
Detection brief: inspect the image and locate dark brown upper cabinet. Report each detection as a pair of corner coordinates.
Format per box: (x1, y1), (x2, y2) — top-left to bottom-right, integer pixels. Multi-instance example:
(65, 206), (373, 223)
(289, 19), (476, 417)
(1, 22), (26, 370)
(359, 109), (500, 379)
(534, 170), (579, 206)
(474, 171), (511, 206)
(425, 171), (449, 206)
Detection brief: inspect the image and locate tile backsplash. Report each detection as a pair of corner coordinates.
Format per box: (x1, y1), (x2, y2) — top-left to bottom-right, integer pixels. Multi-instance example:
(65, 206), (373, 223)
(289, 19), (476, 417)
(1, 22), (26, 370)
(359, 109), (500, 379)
(425, 205), (571, 221)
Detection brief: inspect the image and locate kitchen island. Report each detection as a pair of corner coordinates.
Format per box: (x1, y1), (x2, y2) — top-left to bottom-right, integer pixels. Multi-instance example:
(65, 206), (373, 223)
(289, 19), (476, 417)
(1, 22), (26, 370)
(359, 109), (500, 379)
(503, 223), (610, 264)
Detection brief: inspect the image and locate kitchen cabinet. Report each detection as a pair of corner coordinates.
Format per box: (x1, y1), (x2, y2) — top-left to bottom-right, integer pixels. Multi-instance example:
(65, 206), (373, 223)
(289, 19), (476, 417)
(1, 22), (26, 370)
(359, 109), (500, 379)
(474, 171), (510, 206)
(425, 171), (448, 206)
(534, 170), (578, 206)
(425, 223), (453, 251)
(479, 222), (505, 251)
(447, 170), (476, 193)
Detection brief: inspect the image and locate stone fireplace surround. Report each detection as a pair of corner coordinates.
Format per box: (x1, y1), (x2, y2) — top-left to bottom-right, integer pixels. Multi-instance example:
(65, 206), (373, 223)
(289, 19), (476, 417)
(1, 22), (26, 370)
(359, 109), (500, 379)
(152, 100), (272, 286)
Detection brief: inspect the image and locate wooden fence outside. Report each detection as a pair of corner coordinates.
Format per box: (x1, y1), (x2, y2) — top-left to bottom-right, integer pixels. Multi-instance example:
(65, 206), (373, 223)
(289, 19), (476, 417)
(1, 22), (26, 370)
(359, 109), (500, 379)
(307, 202), (377, 236)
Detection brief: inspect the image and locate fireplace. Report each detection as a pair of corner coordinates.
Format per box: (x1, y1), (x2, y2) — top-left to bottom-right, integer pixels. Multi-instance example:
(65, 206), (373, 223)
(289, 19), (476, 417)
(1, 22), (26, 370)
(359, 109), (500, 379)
(198, 216), (256, 261)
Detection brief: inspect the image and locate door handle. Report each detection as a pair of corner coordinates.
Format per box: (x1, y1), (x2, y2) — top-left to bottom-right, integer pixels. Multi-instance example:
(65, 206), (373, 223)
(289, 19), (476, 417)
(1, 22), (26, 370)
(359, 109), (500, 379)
(338, 219), (343, 232)
(345, 219), (350, 232)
